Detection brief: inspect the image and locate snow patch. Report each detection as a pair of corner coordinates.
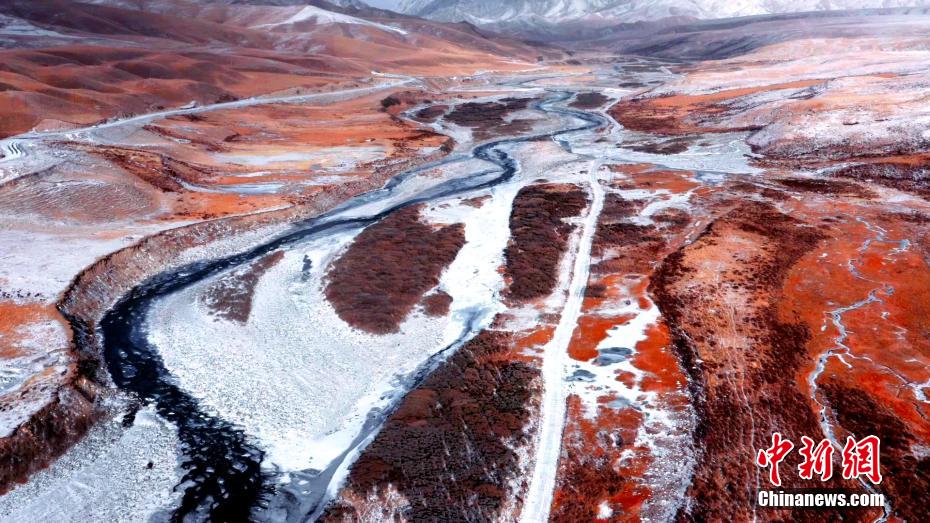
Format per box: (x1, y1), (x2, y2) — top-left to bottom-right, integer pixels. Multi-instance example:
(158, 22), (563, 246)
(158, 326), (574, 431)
(253, 5), (408, 35)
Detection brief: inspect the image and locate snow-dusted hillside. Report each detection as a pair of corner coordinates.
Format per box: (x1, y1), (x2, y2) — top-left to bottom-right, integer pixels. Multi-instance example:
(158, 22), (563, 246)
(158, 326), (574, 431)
(399, 0), (930, 26)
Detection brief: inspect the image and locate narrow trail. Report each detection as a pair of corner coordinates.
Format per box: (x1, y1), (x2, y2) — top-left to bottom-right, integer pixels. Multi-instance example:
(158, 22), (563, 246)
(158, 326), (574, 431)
(522, 159), (605, 523)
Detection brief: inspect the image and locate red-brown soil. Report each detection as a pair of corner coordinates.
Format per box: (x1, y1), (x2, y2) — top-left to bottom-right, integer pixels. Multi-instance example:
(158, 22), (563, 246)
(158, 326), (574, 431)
(0, 0), (567, 502)
(0, 300), (102, 494)
(608, 80), (822, 136)
(321, 329), (539, 522)
(8, 7), (930, 519)
(0, 0), (553, 138)
(551, 396), (638, 521)
(59, 89), (454, 223)
(94, 147), (204, 193)
(775, 177), (875, 199)
(649, 201), (876, 521)
(822, 382), (930, 522)
(322, 177), (596, 523)
(0, 44), (344, 138)
(325, 205), (465, 334)
(779, 200), (930, 521)
(622, 136), (695, 155)
(553, 163), (918, 521)
(0, 48), (466, 490)
(504, 183), (588, 303)
(604, 42), (930, 521)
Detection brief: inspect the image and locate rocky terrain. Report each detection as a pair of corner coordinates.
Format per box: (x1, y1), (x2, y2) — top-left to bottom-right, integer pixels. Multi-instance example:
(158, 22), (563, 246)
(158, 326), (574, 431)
(1, 2), (929, 522)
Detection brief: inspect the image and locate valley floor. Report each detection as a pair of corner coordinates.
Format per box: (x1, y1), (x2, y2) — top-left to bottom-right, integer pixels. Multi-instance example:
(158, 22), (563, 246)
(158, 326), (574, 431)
(1, 15), (930, 523)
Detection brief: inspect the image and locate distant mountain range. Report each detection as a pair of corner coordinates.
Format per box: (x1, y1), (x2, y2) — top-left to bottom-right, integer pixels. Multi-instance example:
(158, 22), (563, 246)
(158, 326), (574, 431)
(397, 0), (930, 28)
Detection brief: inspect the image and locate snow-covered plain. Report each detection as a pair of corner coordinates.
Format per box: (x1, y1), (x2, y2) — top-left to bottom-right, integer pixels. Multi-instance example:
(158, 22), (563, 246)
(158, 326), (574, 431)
(149, 224), (446, 473)
(0, 406), (183, 523)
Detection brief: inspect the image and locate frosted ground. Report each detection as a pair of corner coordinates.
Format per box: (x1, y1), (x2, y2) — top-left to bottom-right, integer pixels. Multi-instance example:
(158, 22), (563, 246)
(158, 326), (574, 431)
(0, 406), (183, 522)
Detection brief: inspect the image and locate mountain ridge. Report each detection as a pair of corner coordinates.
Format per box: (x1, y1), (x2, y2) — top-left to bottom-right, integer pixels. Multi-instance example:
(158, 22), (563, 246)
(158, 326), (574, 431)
(398, 0), (930, 28)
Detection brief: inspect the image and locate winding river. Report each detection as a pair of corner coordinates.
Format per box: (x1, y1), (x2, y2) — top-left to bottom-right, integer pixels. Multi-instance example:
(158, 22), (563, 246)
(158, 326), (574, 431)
(94, 85), (607, 521)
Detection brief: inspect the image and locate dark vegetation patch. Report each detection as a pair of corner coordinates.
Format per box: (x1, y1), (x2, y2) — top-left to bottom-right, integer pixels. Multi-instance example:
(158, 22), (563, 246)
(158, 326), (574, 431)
(584, 283), (608, 299)
(325, 206), (465, 334)
(420, 290), (452, 317)
(599, 193), (642, 221)
(883, 209), (930, 260)
(760, 187), (790, 201)
(729, 181), (760, 193)
(609, 96), (688, 135)
(623, 136), (694, 154)
(379, 95), (401, 110)
(832, 161), (930, 198)
(504, 184), (588, 302)
(888, 210), (930, 224)
(322, 330), (538, 522)
(609, 94), (760, 136)
(202, 251), (285, 324)
(652, 207), (691, 229)
(730, 181), (790, 201)
(378, 91), (434, 118)
(595, 222), (657, 251)
(569, 92), (609, 110)
(822, 383), (930, 522)
(590, 193), (664, 263)
(413, 105), (448, 123)
(446, 97), (536, 141)
(776, 177), (874, 198)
